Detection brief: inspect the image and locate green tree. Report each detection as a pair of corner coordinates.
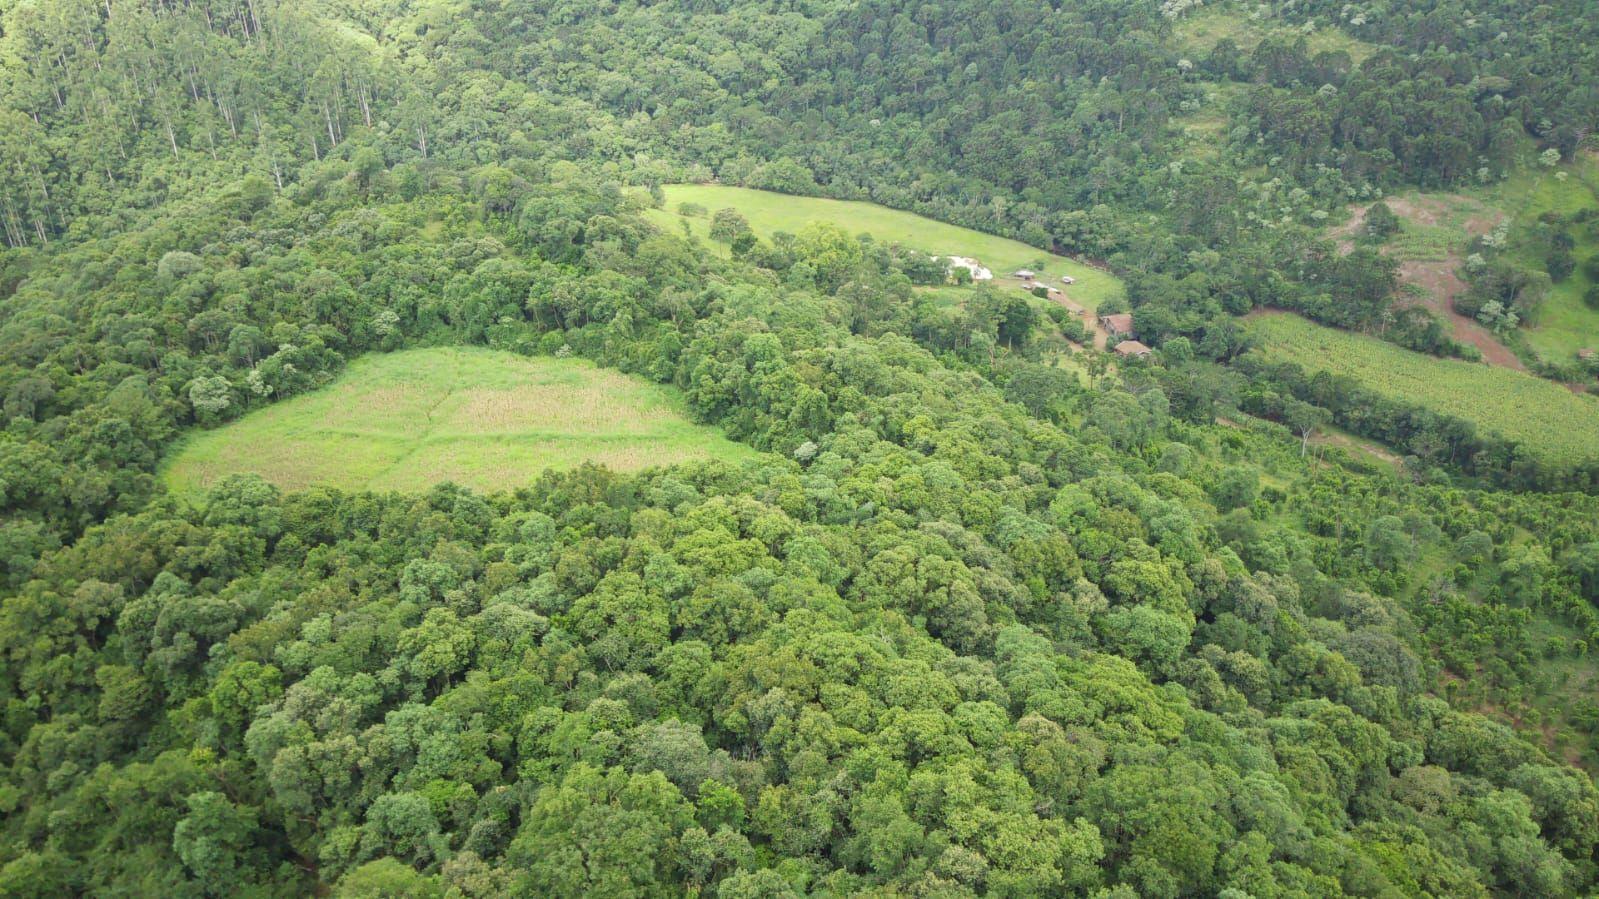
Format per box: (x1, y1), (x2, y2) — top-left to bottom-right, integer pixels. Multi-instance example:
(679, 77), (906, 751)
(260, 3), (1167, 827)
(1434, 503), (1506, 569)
(1364, 201), (1401, 241)
(709, 208), (752, 244)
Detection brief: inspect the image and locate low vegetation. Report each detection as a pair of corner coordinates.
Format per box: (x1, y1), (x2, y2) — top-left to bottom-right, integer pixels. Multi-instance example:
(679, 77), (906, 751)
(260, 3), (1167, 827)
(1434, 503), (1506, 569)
(7, 0), (1599, 894)
(1172, 5), (1377, 65)
(163, 348), (758, 493)
(1490, 155), (1599, 363)
(648, 184), (1124, 309)
(1247, 312), (1599, 464)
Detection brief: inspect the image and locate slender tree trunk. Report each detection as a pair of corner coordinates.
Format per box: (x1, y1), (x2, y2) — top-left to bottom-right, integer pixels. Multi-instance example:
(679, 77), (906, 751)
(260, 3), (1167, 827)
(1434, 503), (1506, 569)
(2, 205), (21, 248)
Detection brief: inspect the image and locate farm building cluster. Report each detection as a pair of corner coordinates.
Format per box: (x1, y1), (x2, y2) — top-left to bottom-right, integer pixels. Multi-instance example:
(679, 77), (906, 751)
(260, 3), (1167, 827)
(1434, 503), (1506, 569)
(934, 256), (1149, 360)
(1100, 313), (1150, 356)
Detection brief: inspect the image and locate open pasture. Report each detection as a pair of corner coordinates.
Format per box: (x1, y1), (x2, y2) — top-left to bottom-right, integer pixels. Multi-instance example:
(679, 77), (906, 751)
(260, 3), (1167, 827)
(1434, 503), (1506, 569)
(163, 348), (758, 494)
(649, 184), (1123, 309)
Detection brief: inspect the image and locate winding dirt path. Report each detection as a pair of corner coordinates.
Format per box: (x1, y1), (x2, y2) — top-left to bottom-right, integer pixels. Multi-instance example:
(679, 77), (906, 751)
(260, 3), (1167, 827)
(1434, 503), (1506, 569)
(1332, 197), (1522, 371)
(1396, 259), (1526, 371)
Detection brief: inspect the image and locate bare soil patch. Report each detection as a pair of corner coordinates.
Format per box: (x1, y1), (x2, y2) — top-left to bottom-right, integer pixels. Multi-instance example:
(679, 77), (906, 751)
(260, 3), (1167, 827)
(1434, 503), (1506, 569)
(1331, 196), (1521, 370)
(1396, 260), (1526, 371)
(1328, 205), (1368, 254)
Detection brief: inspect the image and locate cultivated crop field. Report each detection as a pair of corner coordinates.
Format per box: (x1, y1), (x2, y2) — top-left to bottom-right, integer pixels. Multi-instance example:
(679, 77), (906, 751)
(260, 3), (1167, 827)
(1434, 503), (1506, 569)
(1247, 312), (1599, 463)
(163, 348), (758, 493)
(647, 184), (1123, 309)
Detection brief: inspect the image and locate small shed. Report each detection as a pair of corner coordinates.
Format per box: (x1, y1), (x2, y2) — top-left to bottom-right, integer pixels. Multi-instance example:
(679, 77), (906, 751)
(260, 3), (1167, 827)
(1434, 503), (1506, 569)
(1113, 340), (1152, 358)
(1099, 313), (1135, 339)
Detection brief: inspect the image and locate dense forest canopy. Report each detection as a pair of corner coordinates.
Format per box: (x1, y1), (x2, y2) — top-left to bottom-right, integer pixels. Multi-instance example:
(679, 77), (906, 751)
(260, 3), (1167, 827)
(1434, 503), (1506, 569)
(3, 0), (1599, 896)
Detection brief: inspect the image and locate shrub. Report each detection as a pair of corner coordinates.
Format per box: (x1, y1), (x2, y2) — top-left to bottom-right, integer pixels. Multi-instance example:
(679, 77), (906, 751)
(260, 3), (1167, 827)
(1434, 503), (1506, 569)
(1364, 201), (1401, 241)
(709, 207), (752, 243)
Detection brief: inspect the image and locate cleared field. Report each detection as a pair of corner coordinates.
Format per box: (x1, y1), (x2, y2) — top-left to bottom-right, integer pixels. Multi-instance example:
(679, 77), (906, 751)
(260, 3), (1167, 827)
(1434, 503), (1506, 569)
(1246, 312), (1599, 464)
(1342, 155), (1599, 365)
(163, 348), (758, 494)
(1173, 7), (1377, 63)
(1491, 155), (1599, 362)
(1173, 81), (1246, 153)
(1329, 191), (1521, 368)
(648, 184), (1123, 309)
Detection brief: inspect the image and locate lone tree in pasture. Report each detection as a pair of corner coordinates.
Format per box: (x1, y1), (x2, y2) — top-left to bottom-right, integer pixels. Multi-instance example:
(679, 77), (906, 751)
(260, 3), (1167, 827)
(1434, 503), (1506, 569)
(1364, 201), (1400, 242)
(709, 207), (752, 244)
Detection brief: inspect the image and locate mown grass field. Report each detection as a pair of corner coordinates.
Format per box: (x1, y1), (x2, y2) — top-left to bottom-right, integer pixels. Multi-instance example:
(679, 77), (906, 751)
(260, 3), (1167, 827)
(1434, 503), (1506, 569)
(1246, 312), (1599, 464)
(647, 184), (1124, 309)
(163, 348), (758, 494)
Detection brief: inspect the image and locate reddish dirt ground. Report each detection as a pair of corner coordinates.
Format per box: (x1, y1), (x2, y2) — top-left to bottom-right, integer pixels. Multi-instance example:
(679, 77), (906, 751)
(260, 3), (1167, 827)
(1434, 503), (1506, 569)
(1328, 205), (1369, 254)
(1396, 259), (1527, 371)
(1332, 197), (1522, 371)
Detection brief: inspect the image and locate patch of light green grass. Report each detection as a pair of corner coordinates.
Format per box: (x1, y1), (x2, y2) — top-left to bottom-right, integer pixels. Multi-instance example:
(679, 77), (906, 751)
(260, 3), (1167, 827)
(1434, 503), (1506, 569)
(1173, 6), (1377, 64)
(1172, 81), (1246, 154)
(1486, 156), (1599, 362)
(1385, 220), (1459, 263)
(648, 184), (1124, 310)
(1246, 312), (1599, 464)
(163, 347), (760, 494)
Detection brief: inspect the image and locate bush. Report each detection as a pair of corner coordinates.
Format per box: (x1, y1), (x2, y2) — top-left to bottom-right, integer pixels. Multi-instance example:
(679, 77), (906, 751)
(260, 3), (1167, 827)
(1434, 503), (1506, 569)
(1211, 466), (1259, 512)
(1364, 201), (1401, 241)
(1547, 247), (1576, 283)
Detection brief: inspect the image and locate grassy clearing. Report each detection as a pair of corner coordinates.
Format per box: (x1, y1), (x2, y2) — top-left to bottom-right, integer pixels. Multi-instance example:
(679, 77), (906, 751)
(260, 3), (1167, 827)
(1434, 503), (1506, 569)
(913, 286), (973, 309)
(163, 348), (758, 494)
(1246, 312), (1599, 464)
(1173, 6), (1377, 64)
(1384, 219), (1461, 263)
(1485, 155), (1599, 362)
(1173, 81), (1246, 152)
(647, 184), (1124, 310)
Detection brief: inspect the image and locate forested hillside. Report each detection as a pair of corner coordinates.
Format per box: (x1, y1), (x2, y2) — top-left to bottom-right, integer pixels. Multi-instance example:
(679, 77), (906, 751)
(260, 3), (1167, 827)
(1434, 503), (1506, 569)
(4, 0), (1599, 896)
